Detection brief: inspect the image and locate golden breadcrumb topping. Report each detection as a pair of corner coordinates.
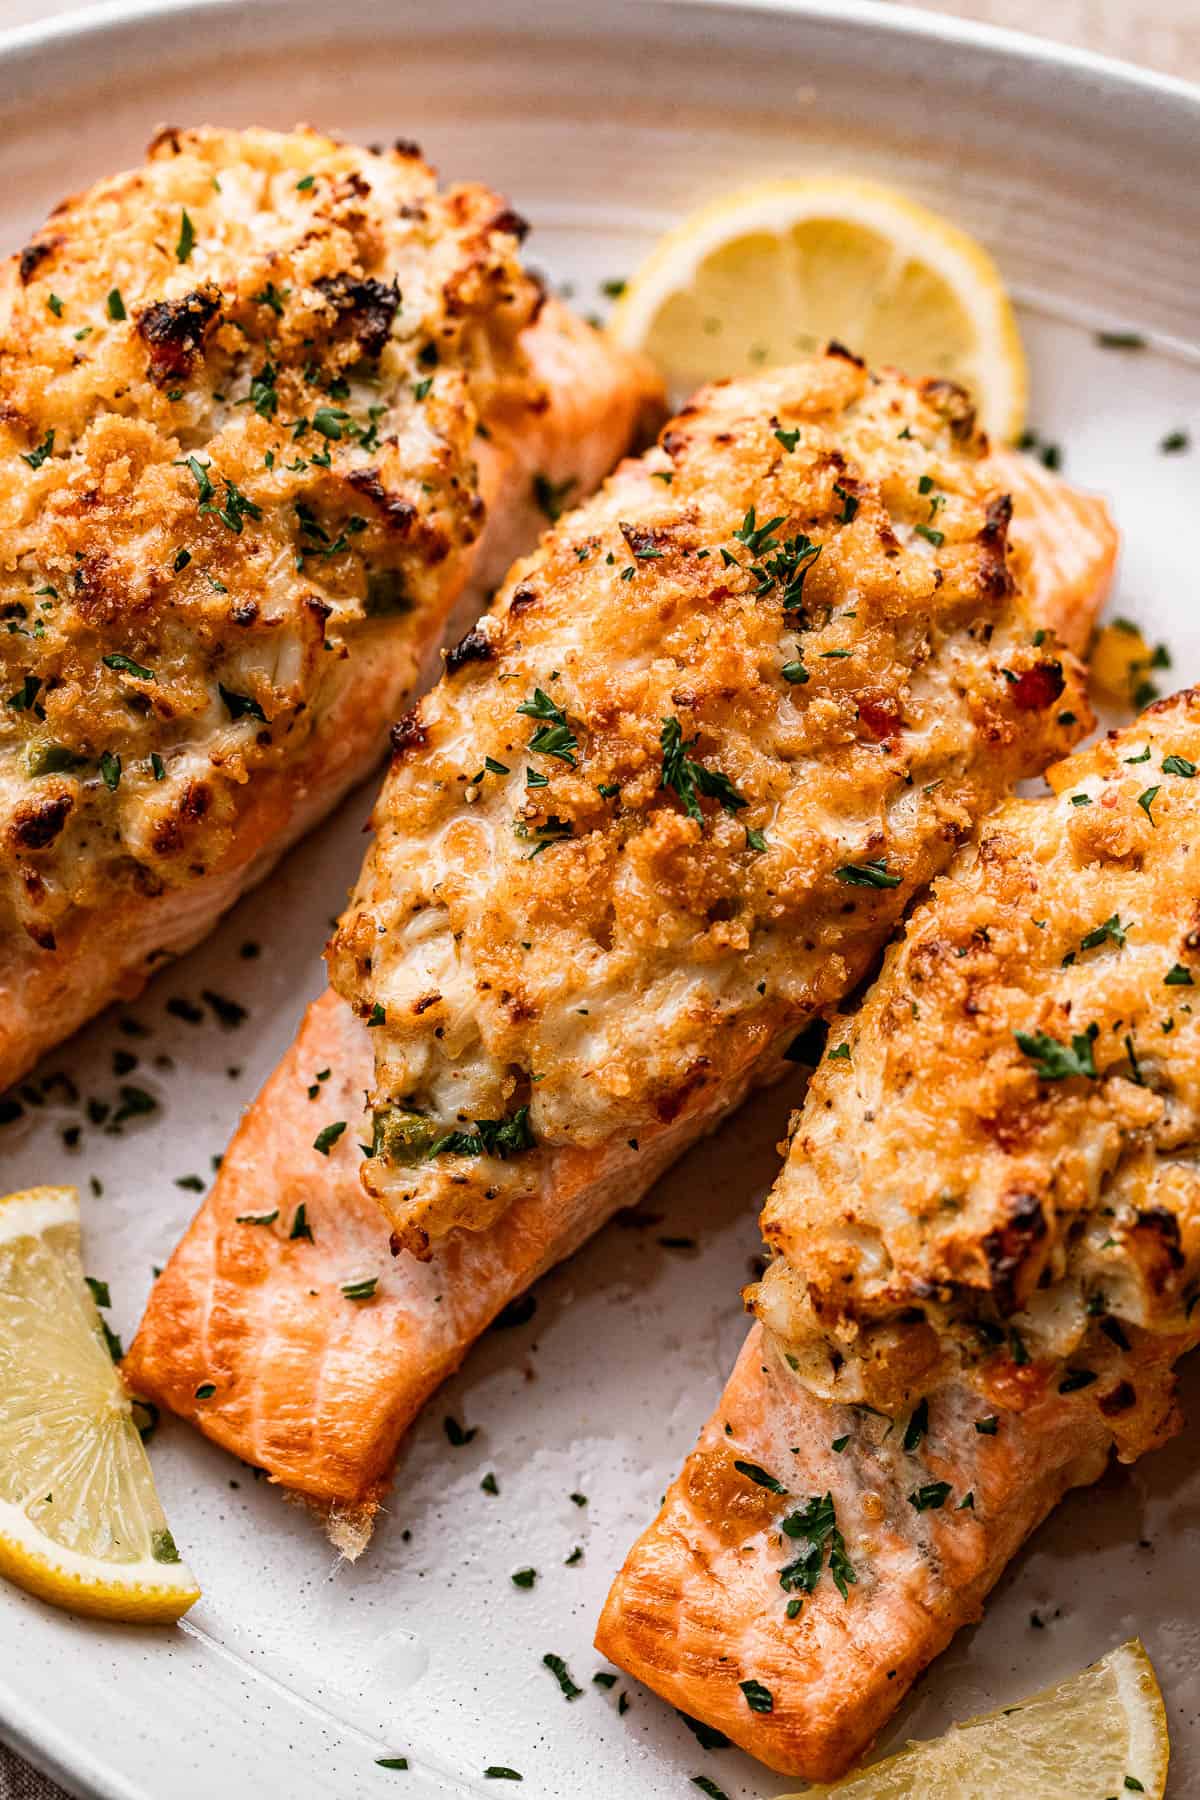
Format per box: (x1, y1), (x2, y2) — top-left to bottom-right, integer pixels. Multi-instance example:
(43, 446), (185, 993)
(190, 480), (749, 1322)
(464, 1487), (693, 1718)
(755, 690), (1200, 1457)
(0, 125), (542, 948)
(328, 353), (1091, 1254)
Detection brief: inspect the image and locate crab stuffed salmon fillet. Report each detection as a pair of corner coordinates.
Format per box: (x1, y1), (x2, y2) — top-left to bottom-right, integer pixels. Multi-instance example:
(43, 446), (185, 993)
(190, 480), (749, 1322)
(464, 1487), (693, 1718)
(0, 125), (661, 1091)
(125, 350), (1116, 1546)
(597, 689), (1200, 1779)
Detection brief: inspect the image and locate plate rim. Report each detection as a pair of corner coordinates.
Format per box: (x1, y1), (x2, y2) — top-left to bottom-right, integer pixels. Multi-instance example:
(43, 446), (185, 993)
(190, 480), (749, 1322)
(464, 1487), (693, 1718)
(0, 0), (1196, 110)
(0, 2), (1195, 1796)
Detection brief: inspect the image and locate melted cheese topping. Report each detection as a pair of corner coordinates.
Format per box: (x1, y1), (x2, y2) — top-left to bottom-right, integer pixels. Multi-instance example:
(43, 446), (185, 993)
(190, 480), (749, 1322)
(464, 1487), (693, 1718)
(0, 125), (542, 947)
(328, 354), (1091, 1253)
(755, 689), (1200, 1453)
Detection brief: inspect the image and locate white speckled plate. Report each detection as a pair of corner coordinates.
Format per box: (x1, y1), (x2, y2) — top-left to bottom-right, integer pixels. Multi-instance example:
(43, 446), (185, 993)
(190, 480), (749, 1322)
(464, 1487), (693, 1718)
(0, 3), (1198, 1795)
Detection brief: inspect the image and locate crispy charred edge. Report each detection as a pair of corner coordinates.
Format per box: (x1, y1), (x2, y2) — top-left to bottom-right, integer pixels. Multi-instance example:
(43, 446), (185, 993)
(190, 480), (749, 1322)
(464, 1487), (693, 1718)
(919, 374), (979, 442)
(9, 790), (73, 851)
(443, 625), (494, 674)
(981, 1190), (1047, 1313)
(824, 337), (865, 368)
(313, 273), (401, 361)
(346, 466), (476, 565)
(18, 237), (61, 284)
(389, 709), (428, 758)
(977, 491), (1015, 602)
(136, 285), (222, 386)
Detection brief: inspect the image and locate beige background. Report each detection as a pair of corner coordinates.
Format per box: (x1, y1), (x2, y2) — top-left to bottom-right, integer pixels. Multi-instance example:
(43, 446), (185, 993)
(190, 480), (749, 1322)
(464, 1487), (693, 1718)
(913, 0), (1199, 82)
(0, 0), (1195, 82)
(0, 3), (1194, 1800)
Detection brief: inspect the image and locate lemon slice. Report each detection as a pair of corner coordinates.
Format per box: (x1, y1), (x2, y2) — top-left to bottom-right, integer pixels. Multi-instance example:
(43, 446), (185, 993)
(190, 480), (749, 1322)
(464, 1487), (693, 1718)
(609, 176), (1027, 441)
(0, 1185), (199, 1622)
(786, 1639), (1167, 1799)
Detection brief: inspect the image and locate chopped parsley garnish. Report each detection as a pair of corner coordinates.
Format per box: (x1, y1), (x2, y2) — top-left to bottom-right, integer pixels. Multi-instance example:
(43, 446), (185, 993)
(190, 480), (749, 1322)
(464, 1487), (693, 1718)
(914, 523), (945, 547)
(313, 1120), (347, 1156)
(1165, 964), (1194, 986)
(975, 1416), (999, 1435)
(831, 1435), (850, 1453)
(778, 1491), (856, 1601)
(1058, 1368), (1097, 1393)
(677, 1713), (730, 1751)
(367, 1003), (386, 1027)
(1079, 913), (1126, 952)
(570, 1492), (587, 1507)
(430, 1107), (536, 1159)
(47, 293), (64, 317)
(252, 282), (289, 316)
(296, 173), (316, 191)
(733, 1459), (788, 1494)
(173, 548), (191, 573)
(1137, 785), (1160, 826)
(516, 688), (578, 764)
(738, 1679), (774, 1714)
(659, 717), (745, 825)
(85, 1276), (111, 1309)
(340, 1276), (378, 1300)
(21, 429), (54, 471)
(834, 859), (901, 889)
(312, 405), (351, 439)
(1163, 754), (1196, 777)
(219, 684), (268, 723)
(745, 826), (768, 852)
(1015, 1027), (1098, 1081)
(511, 1566), (537, 1587)
(691, 1781), (731, 1800)
(211, 479), (261, 534)
(175, 209), (195, 264)
(288, 1202), (313, 1242)
(533, 473), (575, 522)
(542, 1653), (582, 1701)
(902, 1397), (929, 1453)
(781, 657), (809, 684)
(1095, 330), (1146, 350)
(732, 506), (786, 556)
(481, 1471), (499, 1495)
(194, 1382), (217, 1400)
(248, 362), (278, 419)
(483, 1770), (523, 1782)
(908, 1480), (951, 1511)
(106, 288), (126, 321)
(236, 1209), (279, 1226)
(833, 482), (859, 524)
(375, 1758), (408, 1771)
(104, 652), (156, 681)
(827, 1042), (851, 1061)
(773, 426), (800, 452)
(100, 751), (122, 792)
(444, 1415), (477, 1447)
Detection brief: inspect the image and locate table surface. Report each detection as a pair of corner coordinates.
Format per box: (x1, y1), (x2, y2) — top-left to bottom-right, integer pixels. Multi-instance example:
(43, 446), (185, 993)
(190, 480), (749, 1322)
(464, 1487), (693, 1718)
(0, 2), (1195, 1798)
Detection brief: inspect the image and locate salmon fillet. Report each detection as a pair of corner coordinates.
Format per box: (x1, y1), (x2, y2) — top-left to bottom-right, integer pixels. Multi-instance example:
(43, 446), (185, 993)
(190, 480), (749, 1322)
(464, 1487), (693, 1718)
(0, 126), (661, 1091)
(595, 1323), (1113, 1778)
(125, 353), (1117, 1546)
(597, 690), (1200, 1778)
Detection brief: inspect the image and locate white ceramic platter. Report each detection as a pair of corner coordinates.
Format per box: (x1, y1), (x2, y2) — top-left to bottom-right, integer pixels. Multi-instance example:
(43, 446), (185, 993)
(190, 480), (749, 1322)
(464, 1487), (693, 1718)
(0, 2), (1198, 1795)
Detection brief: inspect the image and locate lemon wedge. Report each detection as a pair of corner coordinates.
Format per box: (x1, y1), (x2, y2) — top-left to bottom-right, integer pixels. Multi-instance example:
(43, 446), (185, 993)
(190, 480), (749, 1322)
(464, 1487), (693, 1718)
(609, 176), (1027, 441)
(0, 1185), (199, 1622)
(786, 1639), (1168, 1799)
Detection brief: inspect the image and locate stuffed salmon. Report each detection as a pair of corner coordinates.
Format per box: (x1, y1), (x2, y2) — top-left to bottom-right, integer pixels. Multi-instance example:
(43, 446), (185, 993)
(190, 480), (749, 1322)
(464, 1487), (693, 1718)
(0, 125), (660, 1090)
(125, 350), (1116, 1547)
(597, 689), (1199, 1779)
